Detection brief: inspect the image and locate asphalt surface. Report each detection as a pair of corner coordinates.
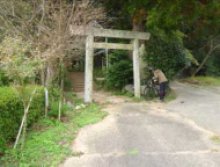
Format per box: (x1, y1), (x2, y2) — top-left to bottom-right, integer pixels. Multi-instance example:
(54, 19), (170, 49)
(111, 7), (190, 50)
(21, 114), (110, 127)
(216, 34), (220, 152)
(61, 82), (220, 167)
(166, 82), (220, 135)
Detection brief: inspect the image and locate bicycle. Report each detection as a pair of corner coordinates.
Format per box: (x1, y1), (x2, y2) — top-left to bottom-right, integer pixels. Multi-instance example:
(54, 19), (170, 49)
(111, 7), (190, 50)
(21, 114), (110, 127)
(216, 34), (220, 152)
(124, 77), (170, 98)
(142, 77), (160, 98)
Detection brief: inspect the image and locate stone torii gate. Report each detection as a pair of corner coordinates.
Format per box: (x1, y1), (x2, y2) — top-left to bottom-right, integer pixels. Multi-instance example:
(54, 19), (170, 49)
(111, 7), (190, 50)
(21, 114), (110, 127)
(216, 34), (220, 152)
(70, 26), (150, 103)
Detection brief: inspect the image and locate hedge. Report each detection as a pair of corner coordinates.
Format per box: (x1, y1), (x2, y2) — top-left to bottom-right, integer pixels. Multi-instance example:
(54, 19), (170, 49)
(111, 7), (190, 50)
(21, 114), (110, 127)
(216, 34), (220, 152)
(0, 86), (44, 153)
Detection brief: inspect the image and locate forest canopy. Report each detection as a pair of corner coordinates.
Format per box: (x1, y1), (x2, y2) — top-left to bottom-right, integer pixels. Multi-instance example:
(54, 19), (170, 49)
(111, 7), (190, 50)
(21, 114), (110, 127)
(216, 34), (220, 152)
(102, 0), (220, 77)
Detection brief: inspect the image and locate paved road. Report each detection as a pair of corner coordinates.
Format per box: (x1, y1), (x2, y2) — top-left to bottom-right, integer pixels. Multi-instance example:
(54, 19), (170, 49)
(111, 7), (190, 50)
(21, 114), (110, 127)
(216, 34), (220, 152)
(61, 83), (220, 167)
(166, 82), (220, 135)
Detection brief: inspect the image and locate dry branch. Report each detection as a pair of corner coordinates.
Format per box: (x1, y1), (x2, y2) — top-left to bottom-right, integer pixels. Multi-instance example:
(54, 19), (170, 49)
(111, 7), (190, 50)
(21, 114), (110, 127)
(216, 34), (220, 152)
(14, 88), (37, 149)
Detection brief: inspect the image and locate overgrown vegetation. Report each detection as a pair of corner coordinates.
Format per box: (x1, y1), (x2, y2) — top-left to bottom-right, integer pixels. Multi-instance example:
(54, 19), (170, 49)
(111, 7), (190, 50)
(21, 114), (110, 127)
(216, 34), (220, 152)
(144, 33), (197, 79)
(0, 0), (106, 155)
(0, 86), (44, 153)
(103, 0), (220, 78)
(0, 36), (43, 149)
(0, 103), (107, 166)
(0, 87), (73, 154)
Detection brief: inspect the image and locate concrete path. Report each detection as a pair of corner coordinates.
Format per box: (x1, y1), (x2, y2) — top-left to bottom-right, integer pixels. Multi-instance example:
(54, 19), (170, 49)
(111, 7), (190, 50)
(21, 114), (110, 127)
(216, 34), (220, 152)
(166, 82), (220, 135)
(61, 83), (220, 167)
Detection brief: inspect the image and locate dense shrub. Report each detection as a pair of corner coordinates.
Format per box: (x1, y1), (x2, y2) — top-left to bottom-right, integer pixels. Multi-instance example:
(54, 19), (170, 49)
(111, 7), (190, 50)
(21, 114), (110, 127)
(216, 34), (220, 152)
(0, 71), (9, 86)
(144, 34), (187, 79)
(105, 51), (133, 90)
(0, 86), (44, 153)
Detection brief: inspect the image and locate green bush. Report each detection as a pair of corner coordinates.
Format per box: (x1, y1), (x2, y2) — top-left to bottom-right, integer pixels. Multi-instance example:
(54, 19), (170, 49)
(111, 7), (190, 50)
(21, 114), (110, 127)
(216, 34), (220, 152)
(0, 86), (44, 153)
(105, 51), (133, 90)
(0, 71), (9, 86)
(144, 34), (187, 79)
(49, 87), (60, 102)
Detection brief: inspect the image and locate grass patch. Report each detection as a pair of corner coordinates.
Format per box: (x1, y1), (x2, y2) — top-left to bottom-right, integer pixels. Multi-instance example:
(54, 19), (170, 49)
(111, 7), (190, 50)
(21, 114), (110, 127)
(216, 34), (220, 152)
(74, 103), (107, 127)
(132, 97), (145, 102)
(181, 76), (220, 86)
(112, 90), (146, 102)
(164, 89), (177, 102)
(0, 103), (107, 167)
(211, 135), (220, 144)
(127, 148), (139, 156)
(144, 88), (177, 103)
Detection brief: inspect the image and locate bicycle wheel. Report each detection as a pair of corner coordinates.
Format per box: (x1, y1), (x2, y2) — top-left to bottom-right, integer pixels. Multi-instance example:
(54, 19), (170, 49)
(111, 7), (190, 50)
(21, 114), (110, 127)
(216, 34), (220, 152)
(144, 86), (157, 98)
(143, 86), (150, 96)
(153, 85), (160, 96)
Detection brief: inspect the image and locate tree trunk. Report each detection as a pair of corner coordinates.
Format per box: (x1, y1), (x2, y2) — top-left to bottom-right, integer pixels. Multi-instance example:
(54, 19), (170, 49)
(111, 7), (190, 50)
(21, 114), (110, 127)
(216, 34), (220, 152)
(192, 41), (220, 76)
(192, 51), (212, 76)
(132, 8), (147, 32)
